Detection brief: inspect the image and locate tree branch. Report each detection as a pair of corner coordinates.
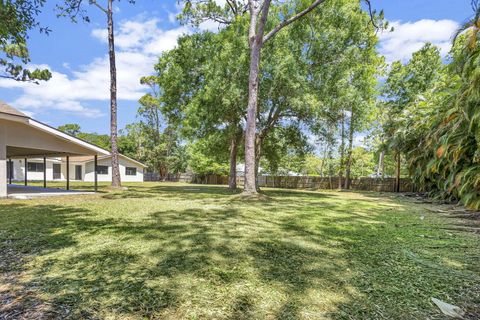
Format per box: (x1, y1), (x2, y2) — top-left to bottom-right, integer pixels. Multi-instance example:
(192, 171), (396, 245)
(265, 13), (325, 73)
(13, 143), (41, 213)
(225, 0), (237, 15)
(90, 0), (107, 14)
(364, 0), (379, 29)
(257, 0), (272, 42)
(263, 0), (327, 43)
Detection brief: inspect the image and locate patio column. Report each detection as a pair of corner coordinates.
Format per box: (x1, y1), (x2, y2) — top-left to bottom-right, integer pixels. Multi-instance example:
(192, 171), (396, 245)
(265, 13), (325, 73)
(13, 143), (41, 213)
(0, 126), (6, 198)
(8, 159), (12, 184)
(24, 158), (27, 186)
(66, 156), (70, 190)
(94, 155), (98, 192)
(43, 156), (47, 188)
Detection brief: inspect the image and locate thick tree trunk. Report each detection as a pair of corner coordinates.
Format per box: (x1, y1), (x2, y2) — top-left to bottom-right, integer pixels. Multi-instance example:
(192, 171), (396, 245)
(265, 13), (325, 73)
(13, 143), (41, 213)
(159, 166), (168, 181)
(242, 0), (325, 194)
(345, 107), (355, 189)
(228, 134), (238, 190)
(244, 39), (262, 194)
(107, 0), (121, 188)
(338, 112), (345, 189)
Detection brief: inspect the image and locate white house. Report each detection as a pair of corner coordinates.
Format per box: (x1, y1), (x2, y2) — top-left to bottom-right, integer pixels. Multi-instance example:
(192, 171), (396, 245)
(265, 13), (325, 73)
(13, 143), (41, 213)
(1, 101), (111, 197)
(1, 101), (148, 198)
(9, 154), (146, 183)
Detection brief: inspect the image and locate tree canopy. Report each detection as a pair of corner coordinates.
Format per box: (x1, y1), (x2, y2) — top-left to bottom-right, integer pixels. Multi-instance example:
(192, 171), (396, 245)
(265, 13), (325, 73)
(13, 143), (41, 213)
(0, 0), (51, 81)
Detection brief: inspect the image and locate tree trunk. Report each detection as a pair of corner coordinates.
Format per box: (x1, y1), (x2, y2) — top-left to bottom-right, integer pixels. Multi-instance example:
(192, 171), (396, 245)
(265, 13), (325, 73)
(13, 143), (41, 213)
(242, 0), (326, 194)
(338, 111), (345, 189)
(396, 151), (401, 192)
(345, 106), (354, 189)
(377, 150), (385, 177)
(319, 143), (327, 177)
(107, 0), (121, 188)
(243, 37), (262, 194)
(254, 136), (262, 191)
(228, 134), (238, 190)
(327, 143), (334, 189)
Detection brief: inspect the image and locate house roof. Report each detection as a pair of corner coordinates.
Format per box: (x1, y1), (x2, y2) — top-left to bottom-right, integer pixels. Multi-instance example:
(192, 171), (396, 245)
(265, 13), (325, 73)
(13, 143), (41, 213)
(69, 154), (147, 168)
(0, 101), (28, 118)
(1, 102), (146, 167)
(1, 102), (108, 157)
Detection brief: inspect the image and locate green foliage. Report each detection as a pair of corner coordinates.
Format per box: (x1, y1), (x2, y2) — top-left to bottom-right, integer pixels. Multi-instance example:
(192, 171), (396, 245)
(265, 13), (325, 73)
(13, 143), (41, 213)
(155, 29), (247, 172)
(58, 123), (81, 136)
(58, 123), (111, 150)
(129, 78), (189, 177)
(260, 124), (311, 175)
(187, 135), (230, 175)
(381, 7), (480, 208)
(301, 147), (376, 178)
(154, 0), (381, 177)
(0, 0), (51, 81)
(349, 147), (376, 178)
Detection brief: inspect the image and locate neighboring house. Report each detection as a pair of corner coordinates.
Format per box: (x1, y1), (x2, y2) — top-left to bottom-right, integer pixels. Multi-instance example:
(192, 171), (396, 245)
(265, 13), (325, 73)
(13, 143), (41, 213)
(9, 155), (146, 183)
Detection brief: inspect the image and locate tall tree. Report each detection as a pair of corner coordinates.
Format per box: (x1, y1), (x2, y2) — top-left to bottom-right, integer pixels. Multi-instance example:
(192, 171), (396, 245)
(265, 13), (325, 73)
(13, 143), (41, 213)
(181, 0), (380, 194)
(154, 31), (247, 189)
(135, 77), (188, 179)
(58, 0), (134, 188)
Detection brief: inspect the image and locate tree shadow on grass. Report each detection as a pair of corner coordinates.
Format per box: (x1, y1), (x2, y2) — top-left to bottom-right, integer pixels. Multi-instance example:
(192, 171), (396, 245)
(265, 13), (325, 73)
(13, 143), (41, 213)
(38, 249), (179, 319)
(1, 187), (479, 319)
(0, 203), (91, 319)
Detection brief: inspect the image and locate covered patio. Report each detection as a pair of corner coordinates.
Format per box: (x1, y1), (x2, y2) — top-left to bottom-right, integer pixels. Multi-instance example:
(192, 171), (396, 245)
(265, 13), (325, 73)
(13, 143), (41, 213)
(1, 102), (110, 198)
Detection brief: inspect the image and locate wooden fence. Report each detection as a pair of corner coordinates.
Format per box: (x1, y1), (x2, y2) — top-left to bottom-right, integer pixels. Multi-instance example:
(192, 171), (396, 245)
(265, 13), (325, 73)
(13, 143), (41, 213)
(146, 173), (414, 193)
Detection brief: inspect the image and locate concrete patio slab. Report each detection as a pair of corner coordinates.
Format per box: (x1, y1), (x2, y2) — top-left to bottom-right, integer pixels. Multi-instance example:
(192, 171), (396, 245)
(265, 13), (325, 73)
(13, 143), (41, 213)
(7, 184), (94, 199)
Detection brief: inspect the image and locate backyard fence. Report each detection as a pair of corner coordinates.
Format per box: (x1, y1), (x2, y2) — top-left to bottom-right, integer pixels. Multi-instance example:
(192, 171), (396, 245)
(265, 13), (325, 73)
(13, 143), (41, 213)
(144, 173), (193, 182)
(146, 172), (414, 193)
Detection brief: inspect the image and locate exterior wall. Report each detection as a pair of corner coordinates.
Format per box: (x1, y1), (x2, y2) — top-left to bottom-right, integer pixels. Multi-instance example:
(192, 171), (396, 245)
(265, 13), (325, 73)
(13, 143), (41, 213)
(61, 162), (85, 181)
(10, 159), (61, 181)
(83, 157), (144, 182)
(0, 125), (6, 197)
(9, 157), (144, 182)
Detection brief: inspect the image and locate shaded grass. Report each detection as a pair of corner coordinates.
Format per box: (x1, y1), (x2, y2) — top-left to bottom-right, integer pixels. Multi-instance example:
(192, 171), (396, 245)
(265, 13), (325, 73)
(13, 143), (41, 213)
(0, 182), (479, 319)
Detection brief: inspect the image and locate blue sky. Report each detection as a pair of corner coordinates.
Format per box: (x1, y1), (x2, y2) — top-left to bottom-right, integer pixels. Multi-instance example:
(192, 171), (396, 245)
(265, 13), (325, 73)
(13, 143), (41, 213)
(0, 0), (471, 134)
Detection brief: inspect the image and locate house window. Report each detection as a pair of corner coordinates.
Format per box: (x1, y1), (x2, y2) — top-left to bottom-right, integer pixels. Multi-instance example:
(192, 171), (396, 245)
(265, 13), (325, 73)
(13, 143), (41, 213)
(96, 165), (109, 175)
(27, 162), (44, 172)
(125, 167), (137, 176)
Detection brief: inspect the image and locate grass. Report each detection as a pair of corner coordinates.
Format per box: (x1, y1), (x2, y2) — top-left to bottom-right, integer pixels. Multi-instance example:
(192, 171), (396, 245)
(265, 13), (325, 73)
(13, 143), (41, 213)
(0, 182), (479, 319)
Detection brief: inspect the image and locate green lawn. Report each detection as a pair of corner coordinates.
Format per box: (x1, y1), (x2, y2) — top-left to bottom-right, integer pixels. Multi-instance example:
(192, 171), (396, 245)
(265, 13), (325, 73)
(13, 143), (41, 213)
(1, 182), (479, 319)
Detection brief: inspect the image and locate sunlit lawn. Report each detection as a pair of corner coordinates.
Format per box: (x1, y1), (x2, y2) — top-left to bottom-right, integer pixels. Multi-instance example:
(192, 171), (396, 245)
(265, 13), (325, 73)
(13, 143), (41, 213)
(1, 182), (479, 319)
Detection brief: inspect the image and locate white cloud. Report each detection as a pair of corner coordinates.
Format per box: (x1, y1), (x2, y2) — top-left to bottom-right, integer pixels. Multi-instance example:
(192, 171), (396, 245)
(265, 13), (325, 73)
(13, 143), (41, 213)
(379, 19), (459, 63)
(0, 18), (188, 118)
(198, 20), (223, 32)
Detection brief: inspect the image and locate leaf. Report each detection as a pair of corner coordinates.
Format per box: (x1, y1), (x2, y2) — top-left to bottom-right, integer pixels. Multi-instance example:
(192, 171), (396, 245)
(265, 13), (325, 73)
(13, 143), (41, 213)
(436, 145), (446, 158)
(431, 298), (465, 319)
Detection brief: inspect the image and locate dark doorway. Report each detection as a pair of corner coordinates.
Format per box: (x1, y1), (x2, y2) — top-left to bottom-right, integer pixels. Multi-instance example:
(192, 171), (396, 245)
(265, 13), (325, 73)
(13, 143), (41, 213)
(53, 163), (61, 180)
(75, 165), (82, 180)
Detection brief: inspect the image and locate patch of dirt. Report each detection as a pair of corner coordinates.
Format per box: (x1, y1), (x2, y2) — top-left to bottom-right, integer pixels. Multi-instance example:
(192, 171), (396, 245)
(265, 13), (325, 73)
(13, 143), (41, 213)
(231, 192), (271, 202)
